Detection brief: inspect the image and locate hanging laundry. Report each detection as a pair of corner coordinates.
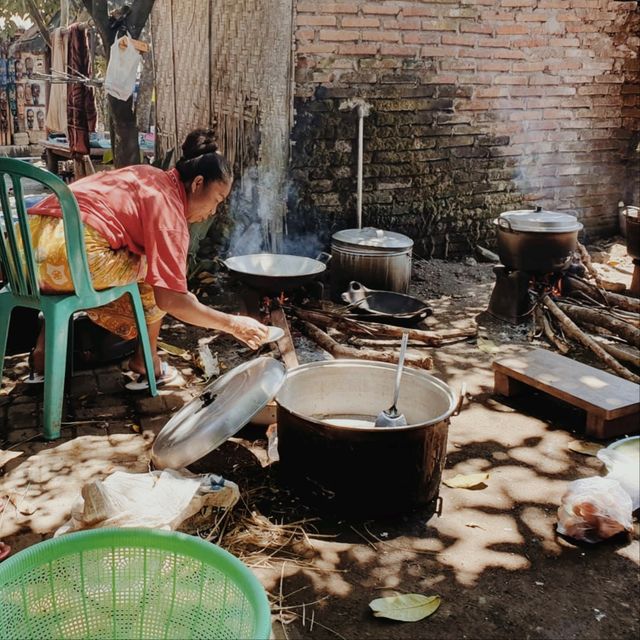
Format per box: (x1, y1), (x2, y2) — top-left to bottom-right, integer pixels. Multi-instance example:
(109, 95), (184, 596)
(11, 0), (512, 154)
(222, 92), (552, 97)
(67, 24), (96, 156)
(45, 28), (69, 134)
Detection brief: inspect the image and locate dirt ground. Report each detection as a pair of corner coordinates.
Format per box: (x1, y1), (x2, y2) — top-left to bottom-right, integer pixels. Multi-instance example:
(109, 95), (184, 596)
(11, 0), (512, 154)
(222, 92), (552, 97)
(1, 241), (638, 640)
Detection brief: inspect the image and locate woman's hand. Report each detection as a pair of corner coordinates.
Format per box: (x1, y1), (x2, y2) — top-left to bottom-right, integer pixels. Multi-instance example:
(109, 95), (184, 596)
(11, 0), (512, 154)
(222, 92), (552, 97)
(153, 287), (269, 348)
(228, 315), (270, 350)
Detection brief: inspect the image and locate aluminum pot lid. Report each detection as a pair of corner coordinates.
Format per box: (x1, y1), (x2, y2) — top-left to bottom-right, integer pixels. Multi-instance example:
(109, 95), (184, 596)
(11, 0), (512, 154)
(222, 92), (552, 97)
(496, 208), (583, 233)
(332, 227), (413, 249)
(151, 357), (286, 469)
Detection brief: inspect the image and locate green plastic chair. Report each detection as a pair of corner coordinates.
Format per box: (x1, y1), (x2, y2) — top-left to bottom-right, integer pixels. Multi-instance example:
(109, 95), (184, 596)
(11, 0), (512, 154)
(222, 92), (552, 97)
(0, 158), (157, 440)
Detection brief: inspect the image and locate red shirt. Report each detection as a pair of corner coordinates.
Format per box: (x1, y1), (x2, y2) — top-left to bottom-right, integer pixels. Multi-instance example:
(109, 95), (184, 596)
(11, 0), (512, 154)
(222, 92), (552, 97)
(30, 165), (189, 293)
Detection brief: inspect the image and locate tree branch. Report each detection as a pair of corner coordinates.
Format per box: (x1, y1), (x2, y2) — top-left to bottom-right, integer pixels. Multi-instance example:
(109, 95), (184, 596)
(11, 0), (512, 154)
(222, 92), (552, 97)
(24, 0), (52, 48)
(127, 0), (156, 39)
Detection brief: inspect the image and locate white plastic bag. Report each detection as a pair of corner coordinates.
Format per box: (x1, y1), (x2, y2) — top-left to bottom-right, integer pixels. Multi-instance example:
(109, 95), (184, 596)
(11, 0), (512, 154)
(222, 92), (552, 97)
(55, 469), (240, 536)
(557, 476), (633, 543)
(597, 448), (640, 510)
(104, 35), (140, 101)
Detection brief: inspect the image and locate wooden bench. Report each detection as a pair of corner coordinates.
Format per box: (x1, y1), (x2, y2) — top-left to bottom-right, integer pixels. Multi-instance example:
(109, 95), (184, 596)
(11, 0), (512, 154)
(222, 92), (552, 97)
(493, 348), (640, 439)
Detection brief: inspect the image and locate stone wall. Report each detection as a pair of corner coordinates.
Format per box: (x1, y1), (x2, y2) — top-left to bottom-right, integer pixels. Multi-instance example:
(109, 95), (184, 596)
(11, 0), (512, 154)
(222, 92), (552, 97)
(289, 0), (640, 257)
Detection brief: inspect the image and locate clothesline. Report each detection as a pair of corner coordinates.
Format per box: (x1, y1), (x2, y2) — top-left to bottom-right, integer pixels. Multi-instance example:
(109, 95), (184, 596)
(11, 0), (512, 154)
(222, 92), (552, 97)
(32, 70), (103, 87)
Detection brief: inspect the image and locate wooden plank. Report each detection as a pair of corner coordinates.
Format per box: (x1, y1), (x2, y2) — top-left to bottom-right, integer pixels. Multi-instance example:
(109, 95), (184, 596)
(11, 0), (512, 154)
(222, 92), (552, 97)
(270, 307), (299, 370)
(493, 348), (640, 420)
(586, 412), (640, 440)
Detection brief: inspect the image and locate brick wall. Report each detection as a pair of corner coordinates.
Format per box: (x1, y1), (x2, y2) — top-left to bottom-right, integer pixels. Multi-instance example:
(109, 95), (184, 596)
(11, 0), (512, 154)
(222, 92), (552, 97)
(289, 0), (640, 257)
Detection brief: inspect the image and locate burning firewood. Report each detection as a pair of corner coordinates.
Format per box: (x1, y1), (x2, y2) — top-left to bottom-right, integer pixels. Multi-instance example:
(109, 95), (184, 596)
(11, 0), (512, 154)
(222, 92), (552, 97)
(566, 276), (640, 314)
(298, 321), (433, 370)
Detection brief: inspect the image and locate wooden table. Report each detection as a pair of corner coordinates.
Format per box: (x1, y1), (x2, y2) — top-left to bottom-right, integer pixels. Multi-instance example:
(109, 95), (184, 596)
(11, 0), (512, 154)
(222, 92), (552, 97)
(493, 348), (640, 439)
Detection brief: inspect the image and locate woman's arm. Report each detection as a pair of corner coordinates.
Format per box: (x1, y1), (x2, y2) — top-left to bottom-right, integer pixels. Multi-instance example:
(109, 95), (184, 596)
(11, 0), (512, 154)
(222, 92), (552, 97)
(153, 286), (268, 349)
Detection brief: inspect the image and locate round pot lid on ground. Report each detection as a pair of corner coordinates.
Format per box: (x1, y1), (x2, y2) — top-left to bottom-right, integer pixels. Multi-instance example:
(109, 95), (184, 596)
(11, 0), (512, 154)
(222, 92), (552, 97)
(495, 207), (583, 233)
(332, 227), (413, 250)
(151, 357), (286, 470)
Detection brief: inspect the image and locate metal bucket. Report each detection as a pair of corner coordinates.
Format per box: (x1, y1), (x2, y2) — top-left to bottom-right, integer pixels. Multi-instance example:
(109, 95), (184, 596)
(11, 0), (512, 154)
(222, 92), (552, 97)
(331, 228), (413, 298)
(275, 360), (458, 515)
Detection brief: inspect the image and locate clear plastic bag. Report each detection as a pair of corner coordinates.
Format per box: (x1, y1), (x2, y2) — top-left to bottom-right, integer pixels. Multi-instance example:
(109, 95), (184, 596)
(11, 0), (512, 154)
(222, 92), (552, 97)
(104, 35), (140, 101)
(557, 477), (633, 543)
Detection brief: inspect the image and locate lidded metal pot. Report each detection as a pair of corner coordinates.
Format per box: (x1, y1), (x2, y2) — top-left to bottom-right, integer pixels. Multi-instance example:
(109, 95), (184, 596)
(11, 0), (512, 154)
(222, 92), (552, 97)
(494, 207), (583, 274)
(330, 227), (413, 298)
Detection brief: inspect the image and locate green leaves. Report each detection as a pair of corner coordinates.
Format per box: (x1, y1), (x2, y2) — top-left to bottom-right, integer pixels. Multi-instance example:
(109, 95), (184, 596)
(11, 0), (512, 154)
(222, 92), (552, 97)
(369, 594), (441, 622)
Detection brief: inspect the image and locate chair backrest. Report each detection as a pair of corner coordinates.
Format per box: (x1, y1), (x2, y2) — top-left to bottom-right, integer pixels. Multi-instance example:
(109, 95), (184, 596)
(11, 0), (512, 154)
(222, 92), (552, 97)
(0, 158), (95, 301)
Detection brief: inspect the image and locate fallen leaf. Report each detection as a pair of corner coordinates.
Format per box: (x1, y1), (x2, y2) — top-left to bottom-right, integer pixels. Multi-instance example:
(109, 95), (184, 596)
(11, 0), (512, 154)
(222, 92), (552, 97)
(568, 440), (602, 457)
(443, 472), (489, 489)
(0, 449), (23, 467)
(130, 424), (141, 434)
(369, 594), (441, 622)
(158, 341), (188, 357)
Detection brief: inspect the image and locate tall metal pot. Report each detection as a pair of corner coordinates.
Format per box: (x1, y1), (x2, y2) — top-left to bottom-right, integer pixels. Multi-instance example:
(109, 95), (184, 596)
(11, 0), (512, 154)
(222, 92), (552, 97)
(275, 360), (458, 516)
(330, 227), (413, 298)
(494, 207), (583, 273)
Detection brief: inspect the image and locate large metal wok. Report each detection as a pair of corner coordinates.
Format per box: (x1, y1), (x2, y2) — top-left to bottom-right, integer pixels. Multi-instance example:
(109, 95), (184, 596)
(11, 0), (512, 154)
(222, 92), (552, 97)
(224, 253), (329, 293)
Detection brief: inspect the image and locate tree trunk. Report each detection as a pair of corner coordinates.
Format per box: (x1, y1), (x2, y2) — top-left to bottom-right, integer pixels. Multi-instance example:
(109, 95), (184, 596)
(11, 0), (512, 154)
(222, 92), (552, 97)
(135, 51), (154, 134)
(109, 95), (140, 167)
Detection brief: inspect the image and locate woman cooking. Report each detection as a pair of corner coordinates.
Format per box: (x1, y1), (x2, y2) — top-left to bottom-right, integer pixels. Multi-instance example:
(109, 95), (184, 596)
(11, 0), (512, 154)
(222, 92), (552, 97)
(28, 128), (269, 387)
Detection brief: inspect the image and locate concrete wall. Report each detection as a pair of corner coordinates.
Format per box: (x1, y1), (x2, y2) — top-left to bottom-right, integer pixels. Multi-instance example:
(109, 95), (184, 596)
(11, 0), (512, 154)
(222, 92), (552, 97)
(289, 0), (640, 257)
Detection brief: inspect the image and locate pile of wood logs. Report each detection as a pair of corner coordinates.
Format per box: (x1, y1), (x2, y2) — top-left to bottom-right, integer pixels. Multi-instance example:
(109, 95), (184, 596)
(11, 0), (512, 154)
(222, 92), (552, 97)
(287, 306), (477, 370)
(536, 246), (640, 383)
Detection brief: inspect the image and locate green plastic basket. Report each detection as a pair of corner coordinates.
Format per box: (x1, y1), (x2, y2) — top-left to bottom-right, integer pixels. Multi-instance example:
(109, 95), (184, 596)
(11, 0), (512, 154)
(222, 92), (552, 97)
(0, 528), (271, 640)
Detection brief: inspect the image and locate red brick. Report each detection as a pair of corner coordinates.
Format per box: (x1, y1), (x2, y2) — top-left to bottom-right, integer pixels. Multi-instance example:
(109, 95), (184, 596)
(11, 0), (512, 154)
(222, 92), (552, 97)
(297, 15), (337, 27)
(478, 60), (512, 72)
(515, 12), (550, 22)
(421, 45), (457, 58)
(476, 86), (510, 98)
(501, 0), (537, 6)
(298, 2), (359, 13)
(577, 85), (610, 95)
(362, 3), (401, 15)
(537, 0), (566, 7)
(543, 108), (574, 119)
(342, 17), (380, 28)
(295, 29), (315, 41)
(442, 34), (476, 47)
(319, 30), (360, 42)
(549, 37), (581, 47)
(403, 32), (441, 45)
(460, 23), (493, 35)
(494, 75), (528, 85)
(481, 12), (518, 21)
(296, 43), (338, 54)
(528, 74), (561, 85)
(396, 18), (422, 30)
(361, 31), (401, 42)
(337, 43), (379, 55)
(380, 44), (420, 57)
(566, 23), (599, 33)
(401, 7), (437, 17)
(422, 20), (458, 31)
(512, 62), (546, 72)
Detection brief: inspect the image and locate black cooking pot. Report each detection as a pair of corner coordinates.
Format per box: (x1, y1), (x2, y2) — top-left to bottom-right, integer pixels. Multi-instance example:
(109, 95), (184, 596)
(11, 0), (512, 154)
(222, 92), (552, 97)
(494, 207), (583, 273)
(275, 360), (459, 516)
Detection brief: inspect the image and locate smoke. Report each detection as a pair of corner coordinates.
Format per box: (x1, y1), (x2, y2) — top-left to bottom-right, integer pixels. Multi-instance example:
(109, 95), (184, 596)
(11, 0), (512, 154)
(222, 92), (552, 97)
(226, 166), (325, 258)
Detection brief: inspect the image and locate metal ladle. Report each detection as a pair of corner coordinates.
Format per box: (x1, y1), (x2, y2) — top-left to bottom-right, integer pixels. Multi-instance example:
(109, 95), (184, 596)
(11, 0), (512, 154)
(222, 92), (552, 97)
(374, 332), (409, 428)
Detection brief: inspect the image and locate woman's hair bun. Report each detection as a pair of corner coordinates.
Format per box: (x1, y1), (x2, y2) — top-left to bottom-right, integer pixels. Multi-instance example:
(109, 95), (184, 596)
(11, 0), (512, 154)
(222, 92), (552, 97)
(181, 128), (219, 160)
(175, 128), (233, 185)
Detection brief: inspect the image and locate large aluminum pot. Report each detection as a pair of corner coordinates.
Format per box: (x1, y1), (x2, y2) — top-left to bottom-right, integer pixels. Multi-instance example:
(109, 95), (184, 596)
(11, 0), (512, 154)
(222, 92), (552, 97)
(494, 207), (583, 273)
(331, 227), (412, 298)
(275, 360), (458, 515)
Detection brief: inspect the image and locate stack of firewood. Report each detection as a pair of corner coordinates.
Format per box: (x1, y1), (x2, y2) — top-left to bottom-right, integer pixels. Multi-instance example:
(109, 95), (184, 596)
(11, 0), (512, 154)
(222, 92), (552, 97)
(536, 244), (640, 383)
(287, 307), (477, 370)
